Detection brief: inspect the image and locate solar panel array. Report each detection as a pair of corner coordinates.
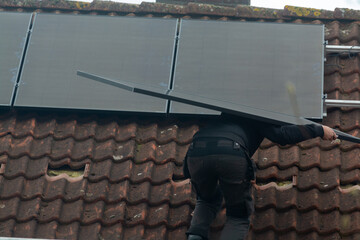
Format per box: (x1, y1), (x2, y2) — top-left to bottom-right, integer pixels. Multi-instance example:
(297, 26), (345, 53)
(0, 12), (31, 106)
(1, 12), (325, 123)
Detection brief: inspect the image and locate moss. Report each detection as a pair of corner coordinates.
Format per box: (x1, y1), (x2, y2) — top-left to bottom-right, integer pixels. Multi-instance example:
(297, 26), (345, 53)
(285, 5), (319, 17)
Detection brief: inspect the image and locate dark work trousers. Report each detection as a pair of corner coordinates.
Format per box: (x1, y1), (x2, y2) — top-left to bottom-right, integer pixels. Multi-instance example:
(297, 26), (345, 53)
(185, 138), (255, 240)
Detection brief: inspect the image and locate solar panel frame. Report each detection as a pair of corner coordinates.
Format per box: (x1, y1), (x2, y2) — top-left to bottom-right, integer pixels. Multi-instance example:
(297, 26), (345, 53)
(0, 12), (32, 106)
(15, 13), (178, 113)
(170, 19), (325, 119)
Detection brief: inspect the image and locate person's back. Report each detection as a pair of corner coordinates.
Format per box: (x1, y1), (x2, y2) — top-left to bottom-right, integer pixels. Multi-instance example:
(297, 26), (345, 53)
(185, 114), (337, 240)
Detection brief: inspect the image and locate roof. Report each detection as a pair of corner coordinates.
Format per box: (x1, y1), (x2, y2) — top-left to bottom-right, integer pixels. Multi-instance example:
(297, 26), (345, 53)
(1, 1), (360, 239)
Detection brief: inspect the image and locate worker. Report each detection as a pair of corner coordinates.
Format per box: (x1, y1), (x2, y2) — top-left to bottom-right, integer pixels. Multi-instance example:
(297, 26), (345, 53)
(184, 114), (337, 240)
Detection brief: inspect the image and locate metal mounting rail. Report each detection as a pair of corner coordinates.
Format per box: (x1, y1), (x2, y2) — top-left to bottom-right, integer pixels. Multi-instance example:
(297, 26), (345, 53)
(326, 45), (360, 53)
(325, 99), (360, 108)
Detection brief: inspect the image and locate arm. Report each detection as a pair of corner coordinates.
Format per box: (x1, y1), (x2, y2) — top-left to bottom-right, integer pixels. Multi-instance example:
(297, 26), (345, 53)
(262, 124), (335, 146)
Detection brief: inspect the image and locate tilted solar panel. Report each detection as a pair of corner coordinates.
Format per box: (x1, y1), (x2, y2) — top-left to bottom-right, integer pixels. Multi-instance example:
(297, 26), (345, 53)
(16, 13), (177, 113)
(170, 19), (324, 119)
(0, 12), (31, 106)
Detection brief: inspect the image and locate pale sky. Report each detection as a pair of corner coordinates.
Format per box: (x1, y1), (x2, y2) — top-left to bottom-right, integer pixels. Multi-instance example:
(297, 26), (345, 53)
(78, 0), (360, 10)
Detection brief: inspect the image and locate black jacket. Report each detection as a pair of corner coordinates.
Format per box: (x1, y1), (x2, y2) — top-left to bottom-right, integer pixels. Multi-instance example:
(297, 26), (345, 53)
(193, 114), (324, 157)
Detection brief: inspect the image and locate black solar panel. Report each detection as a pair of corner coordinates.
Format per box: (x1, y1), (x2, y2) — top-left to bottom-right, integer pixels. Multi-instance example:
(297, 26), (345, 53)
(0, 12), (31, 106)
(15, 13), (177, 112)
(170, 19), (324, 119)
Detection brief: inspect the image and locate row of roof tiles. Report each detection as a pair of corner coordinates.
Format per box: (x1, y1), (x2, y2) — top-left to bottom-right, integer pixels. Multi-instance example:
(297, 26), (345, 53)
(0, 219), (189, 240)
(3, 0), (360, 21)
(0, 176), (194, 206)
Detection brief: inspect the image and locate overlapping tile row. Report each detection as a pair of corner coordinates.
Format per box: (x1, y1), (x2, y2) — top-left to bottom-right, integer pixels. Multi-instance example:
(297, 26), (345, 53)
(0, 111), (198, 239)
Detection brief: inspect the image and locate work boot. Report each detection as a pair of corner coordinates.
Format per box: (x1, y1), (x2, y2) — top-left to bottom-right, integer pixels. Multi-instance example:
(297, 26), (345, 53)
(188, 234), (203, 240)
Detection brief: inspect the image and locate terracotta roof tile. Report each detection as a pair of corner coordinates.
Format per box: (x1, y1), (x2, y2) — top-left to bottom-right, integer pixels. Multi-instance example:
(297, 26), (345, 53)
(100, 223), (123, 239)
(256, 166), (298, 182)
(128, 181), (151, 204)
(17, 198), (40, 222)
(60, 200), (83, 223)
(35, 221), (58, 239)
(0, 198), (19, 221)
(0, 114), (15, 137)
(82, 201), (105, 224)
(147, 203), (169, 227)
(22, 177), (45, 199)
(42, 178), (67, 201)
(85, 180), (108, 202)
(170, 179), (193, 206)
(102, 202), (125, 225)
(130, 161), (155, 183)
(54, 222), (79, 239)
(108, 181), (129, 203)
(126, 203), (147, 226)
(0, 219), (14, 236)
(1, 177), (24, 199)
(13, 220), (37, 238)
(51, 138), (74, 160)
(53, 117), (77, 140)
(297, 168), (339, 191)
(167, 226), (188, 240)
(340, 169), (360, 184)
(38, 199), (62, 223)
(144, 225), (167, 239)
(109, 160), (132, 182)
(149, 182), (172, 205)
(168, 204), (192, 227)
